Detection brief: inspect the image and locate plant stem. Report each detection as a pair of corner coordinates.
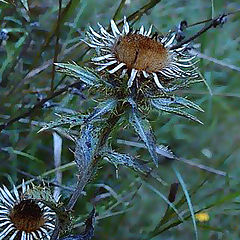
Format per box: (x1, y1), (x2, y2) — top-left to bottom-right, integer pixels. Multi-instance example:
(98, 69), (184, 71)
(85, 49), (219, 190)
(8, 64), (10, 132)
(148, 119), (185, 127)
(51, 108), (123, 239)
(66, 104), (124, 212)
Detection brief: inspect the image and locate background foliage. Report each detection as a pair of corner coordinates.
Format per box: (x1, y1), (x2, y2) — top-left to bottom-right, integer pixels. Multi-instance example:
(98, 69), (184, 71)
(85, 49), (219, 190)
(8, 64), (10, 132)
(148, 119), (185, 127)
(1, 0), (240, 239)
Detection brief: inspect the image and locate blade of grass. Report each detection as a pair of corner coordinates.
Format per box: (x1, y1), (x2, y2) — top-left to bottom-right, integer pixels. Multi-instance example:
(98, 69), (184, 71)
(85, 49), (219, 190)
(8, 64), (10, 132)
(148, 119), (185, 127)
(159, 151), (235, 229)
(173, 165), (198, 240)
(113, 0), (163, 29)
(144, 182), (184, 222)
(128, 0), (163, 25)
(1, 147), (43, 164)
(157, 189), (240, 235)
(8, 0), (80, 95)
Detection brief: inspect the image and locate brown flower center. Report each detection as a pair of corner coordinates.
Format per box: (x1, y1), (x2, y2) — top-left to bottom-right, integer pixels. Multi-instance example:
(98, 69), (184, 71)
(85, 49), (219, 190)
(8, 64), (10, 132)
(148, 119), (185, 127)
(9, 200), (45, 233)
(113, 34), (168, 72)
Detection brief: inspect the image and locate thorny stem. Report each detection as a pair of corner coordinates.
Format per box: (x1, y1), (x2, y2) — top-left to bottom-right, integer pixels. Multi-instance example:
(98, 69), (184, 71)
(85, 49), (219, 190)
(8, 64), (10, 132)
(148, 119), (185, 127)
(51, 109), (123, 240)
(66, 105), (124, 212)
(49, 107), (125, 240)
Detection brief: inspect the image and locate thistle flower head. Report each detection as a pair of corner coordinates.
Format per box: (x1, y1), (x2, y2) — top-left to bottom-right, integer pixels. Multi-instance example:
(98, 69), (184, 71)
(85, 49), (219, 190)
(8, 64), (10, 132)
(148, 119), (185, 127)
(50, 17), (204, 171)
(0, 181), (57, 240)
(85, 16), (199, 91)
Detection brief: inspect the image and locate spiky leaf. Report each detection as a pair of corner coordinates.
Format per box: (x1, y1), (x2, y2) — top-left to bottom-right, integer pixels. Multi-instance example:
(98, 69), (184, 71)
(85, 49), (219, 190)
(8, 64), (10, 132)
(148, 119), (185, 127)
(151, 99), (203, 124)
(129, 107), (159, 166)
(151, 97), (203, 112)
(116, 139), (175, 160)
(85, 99), (117, 123)
(103, 150), (151, 175)
(157, 145), (175, 159)
(174, 97), (203, 112)
(55, 63), (101, 86)
(38, 113), (86, 132)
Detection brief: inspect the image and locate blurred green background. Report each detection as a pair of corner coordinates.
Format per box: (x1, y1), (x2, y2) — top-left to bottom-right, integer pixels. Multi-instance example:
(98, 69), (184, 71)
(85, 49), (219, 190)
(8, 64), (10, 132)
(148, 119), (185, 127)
(1, 0), (240, 239)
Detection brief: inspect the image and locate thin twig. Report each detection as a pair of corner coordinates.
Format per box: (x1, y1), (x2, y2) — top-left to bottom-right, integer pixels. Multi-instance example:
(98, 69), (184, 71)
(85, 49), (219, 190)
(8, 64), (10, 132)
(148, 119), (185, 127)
(190, 49), (240, 72)
(51, 0), (62, 92)
(6, 40), (82, 96)
(178, 90), (240, 99)
(0, 81), (82, 132)
(187, 8), (240, 28)
(172, 9), (240, 50)
(117, 139), (230, 178)
(170, 14), (227, 50)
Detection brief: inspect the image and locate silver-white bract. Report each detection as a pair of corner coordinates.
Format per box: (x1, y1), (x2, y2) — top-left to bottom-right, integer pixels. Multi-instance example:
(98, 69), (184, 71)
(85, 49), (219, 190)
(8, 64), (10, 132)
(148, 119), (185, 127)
(84, 16), (199, 90)
(0, 181), (56, 240)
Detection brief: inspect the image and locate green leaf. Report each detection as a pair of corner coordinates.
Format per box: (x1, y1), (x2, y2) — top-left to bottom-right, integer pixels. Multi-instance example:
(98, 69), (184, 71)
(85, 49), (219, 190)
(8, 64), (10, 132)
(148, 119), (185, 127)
(103, 150), (151, 175)
(38, 113), (85, 132)
(85, 99), (117, 123)
(0, 0), (8, 4)
(117, 139), (175, 160)
(54, 63), (101, 86)
(173, 165), (198, 240)
(129, 106), (159, 166)
(158, 96), (204, 112)
(151, 99), (203, 124)
(2, 147), (42, 164)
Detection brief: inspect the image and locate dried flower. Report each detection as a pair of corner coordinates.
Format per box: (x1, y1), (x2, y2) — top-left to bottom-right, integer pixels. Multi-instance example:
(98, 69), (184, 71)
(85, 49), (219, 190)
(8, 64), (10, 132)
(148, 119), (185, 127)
(0, 181), (57, 240)
(84, 16), (199, 90)
(51, 16), (204, 169)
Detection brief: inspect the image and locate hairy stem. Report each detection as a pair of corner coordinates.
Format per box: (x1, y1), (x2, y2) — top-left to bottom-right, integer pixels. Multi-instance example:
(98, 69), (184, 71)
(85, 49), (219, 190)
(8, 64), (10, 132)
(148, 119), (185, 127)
(50, 107), (123, 240)
(66, 104), (124, 211)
